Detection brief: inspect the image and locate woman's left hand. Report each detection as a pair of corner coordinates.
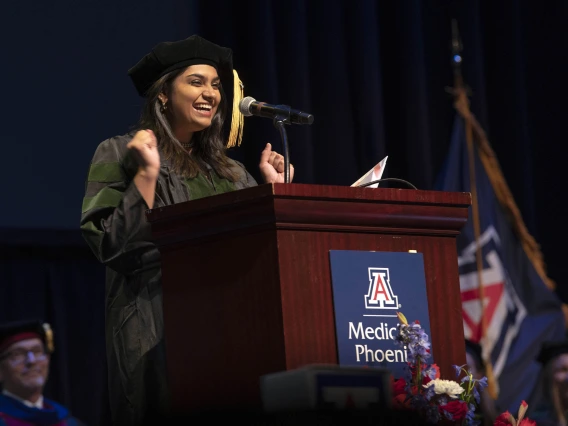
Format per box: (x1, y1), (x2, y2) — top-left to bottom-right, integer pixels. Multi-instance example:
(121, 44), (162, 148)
(258, 143), (295, 183)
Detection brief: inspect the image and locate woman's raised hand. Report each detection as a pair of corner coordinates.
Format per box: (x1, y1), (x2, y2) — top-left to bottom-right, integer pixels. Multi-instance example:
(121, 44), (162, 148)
(127, 130), (161, 179)
(258, 143), (294, 184)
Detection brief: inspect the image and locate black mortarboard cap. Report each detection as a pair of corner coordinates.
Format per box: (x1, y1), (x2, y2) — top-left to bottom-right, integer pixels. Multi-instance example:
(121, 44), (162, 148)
(127, 34), (245, 148)
(128, 35), (232, 97)
(0, 319), (54, 355)
(537, 340), (568, 365)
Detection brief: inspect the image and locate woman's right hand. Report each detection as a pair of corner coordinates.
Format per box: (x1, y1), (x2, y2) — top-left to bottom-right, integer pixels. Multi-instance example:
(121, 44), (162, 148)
(126, 130), (160, 179)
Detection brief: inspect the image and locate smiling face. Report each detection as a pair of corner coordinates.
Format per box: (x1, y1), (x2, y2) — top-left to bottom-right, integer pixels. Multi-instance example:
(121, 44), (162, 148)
(160, 64), (222, 143)
(0, 338), (49, 400)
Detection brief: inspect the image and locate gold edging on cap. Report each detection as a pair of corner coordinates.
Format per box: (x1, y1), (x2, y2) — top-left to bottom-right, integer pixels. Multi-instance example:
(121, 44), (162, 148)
(227, 69), (244, 148)
(42, 323), (54, 353)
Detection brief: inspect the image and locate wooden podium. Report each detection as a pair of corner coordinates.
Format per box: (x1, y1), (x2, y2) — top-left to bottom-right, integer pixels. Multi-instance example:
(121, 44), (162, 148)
(146, 183), (471, 411)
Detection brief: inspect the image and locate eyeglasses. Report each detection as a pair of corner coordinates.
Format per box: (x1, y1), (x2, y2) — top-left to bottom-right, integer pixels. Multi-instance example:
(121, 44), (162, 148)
(0, 348), (47, 365)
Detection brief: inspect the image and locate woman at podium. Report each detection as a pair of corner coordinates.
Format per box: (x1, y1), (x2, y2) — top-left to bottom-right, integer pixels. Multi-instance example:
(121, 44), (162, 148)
(79, 35), (293, 426)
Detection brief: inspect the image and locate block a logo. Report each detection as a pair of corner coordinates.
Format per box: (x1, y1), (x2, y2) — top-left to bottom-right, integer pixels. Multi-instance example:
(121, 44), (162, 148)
(364, 268), (400, 310)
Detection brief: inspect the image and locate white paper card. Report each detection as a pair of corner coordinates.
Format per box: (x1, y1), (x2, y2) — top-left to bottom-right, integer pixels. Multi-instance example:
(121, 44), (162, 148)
(351, 156), (388, 188)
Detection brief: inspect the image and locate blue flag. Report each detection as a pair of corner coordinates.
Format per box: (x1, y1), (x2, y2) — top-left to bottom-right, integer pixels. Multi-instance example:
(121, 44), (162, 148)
(435, 114), (565, 411)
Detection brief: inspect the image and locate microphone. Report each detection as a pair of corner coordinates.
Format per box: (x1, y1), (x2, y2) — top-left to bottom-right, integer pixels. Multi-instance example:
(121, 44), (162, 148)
(239, 96), (314, 125)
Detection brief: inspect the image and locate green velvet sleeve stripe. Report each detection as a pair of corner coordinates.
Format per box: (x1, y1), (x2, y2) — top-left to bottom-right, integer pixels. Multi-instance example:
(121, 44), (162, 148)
(82, 187), (123, 213)
(80, 220), (104, 236)
(87, 162), (123, 182)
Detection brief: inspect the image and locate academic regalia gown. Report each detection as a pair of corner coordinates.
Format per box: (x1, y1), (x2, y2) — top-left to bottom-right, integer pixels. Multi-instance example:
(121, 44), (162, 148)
(80, 133), (257, 425)
(0, 394), (85, 426)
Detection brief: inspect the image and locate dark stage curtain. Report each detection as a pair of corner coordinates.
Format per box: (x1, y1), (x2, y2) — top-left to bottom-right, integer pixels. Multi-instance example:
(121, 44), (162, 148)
(1, 1), (567, 424)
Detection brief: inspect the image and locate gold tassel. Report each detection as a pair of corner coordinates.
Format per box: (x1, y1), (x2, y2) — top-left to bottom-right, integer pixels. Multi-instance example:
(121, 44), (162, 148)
(43, 323), (54, 353)
(227, 69), (245, 148)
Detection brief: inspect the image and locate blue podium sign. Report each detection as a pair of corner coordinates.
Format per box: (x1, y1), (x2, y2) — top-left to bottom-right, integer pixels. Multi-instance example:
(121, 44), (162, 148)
(329, 250), (432, 378)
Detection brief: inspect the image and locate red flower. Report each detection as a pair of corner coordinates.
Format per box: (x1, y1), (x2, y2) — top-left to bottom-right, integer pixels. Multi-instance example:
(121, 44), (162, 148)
(393, 378), (407, 396)
(517, 399), (536, 426)
(439, 400), (469, 421)
(493, 402), (536, 426)
(430, 363), (441, 379)
(494, 411), (514, 426)
(422, 363), (441, 386)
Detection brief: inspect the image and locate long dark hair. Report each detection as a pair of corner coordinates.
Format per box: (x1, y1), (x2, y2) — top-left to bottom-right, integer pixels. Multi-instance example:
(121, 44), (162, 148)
(538, 360), (568, 424)
(137, 67), (238, 181)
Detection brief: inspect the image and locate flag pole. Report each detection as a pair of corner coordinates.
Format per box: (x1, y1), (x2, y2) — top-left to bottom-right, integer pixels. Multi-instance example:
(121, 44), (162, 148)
(450, 18), (499, 400)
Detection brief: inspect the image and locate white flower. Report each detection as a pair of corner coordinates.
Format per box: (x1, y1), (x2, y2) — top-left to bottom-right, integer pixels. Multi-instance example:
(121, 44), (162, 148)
(423, 379), (464, 399)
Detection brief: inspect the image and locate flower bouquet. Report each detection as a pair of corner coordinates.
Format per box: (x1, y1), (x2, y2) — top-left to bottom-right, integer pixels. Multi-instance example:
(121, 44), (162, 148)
(392, 312), (488, 425)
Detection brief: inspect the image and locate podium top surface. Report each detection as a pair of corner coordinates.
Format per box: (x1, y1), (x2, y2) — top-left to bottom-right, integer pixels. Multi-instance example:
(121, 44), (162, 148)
(146, 183), (471, 223)
(146, 184), (471, 246)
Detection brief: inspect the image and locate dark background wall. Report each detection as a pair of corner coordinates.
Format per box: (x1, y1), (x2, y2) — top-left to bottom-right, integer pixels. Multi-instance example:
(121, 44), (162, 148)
(1, 1), (567, 424)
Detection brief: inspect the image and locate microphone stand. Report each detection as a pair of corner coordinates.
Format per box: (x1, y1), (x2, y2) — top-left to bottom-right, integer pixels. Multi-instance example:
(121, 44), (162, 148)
(273, 111), (291, 184)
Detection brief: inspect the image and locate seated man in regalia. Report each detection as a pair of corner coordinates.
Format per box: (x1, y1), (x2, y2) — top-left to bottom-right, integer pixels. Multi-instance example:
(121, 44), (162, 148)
(0, 320), (86, 426)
